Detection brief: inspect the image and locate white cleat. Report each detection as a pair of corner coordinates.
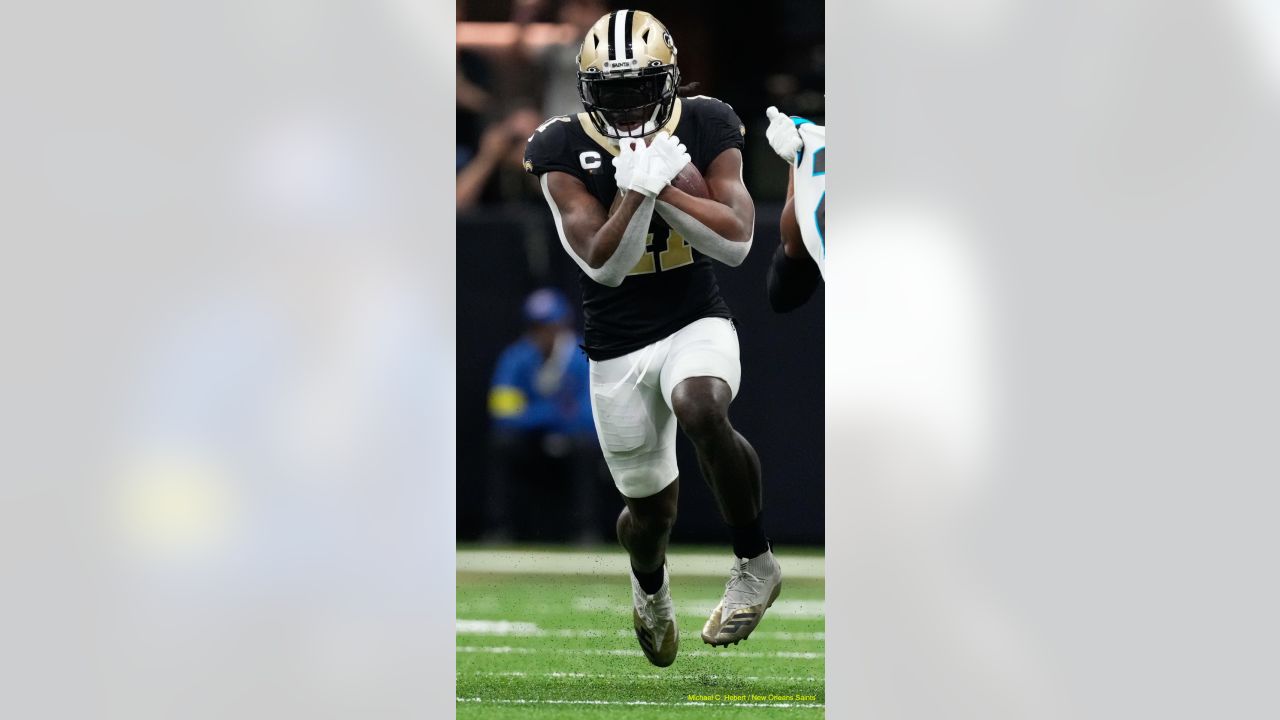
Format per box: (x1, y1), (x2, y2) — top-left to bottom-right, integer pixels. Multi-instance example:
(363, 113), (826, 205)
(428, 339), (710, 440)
(632, 565), (679, 667)
(701, 549), (783, 647)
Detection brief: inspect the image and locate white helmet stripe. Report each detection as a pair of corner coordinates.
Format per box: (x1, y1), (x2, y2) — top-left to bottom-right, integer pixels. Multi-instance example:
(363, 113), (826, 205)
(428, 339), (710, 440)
(614, 9), (630, 61)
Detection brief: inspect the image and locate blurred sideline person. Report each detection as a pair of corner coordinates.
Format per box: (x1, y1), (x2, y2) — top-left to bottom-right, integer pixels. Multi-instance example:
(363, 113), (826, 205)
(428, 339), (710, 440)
(524, 9), (781, 667)
(456, 106), (544, 211)
(456, 1), (494, 169)
(511, 0), (610, 119)
(763, 106), (825, 312)
(485, 288), (602, 544)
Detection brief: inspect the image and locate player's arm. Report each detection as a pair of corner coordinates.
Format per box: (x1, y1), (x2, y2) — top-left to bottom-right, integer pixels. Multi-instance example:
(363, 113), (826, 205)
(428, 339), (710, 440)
(767, 166), (820, 312)
(654, 147), (755, 266)
(780, 165), (806, 258)
(540, 170), (656, 288)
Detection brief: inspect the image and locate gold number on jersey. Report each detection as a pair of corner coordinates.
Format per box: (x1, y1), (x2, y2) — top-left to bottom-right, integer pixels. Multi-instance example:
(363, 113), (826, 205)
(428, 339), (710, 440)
(628, 234), (658, 276)
(658, 230), (694, 271)
(627, 229), (693, 276)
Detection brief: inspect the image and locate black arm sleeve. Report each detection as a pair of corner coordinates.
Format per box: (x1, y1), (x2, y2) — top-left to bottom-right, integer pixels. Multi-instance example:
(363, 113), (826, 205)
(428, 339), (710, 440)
(766, 244), (821, 313)
(523, 116), (584, 179)
(688, 97), (746, 171)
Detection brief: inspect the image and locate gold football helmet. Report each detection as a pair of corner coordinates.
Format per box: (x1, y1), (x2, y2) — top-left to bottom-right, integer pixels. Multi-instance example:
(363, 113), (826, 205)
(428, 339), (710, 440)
(576, 9), (680, 139)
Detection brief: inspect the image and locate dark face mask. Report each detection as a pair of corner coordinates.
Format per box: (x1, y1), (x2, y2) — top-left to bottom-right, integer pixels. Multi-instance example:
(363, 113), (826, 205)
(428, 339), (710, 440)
(605, 106), (652, 132)
(584, 75), (666, 111)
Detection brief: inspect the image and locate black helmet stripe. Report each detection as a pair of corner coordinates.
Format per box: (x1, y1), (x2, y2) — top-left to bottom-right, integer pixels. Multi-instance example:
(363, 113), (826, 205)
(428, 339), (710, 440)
(607, 11), (618, 60)
(624, 9), (635, 59)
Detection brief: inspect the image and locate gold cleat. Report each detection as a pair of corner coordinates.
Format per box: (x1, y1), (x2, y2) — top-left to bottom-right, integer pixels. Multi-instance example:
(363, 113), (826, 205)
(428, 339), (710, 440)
(701, 550), (783, 647)
(633, 606), (679, 667)
(632, 565), (679, 667)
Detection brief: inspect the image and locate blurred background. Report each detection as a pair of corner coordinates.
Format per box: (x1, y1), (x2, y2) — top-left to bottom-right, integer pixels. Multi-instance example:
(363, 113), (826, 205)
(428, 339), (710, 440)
(454, 0), (826, 546)
(826, 1), (1280, 719)
(2, 1), (457, 717)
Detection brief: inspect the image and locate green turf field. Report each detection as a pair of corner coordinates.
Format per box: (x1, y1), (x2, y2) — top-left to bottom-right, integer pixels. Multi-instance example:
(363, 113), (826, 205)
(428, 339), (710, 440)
(457, 546), (825, 718)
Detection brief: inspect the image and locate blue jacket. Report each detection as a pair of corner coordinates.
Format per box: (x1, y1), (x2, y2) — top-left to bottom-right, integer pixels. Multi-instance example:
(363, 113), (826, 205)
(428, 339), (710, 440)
(488, 334), (594, 435)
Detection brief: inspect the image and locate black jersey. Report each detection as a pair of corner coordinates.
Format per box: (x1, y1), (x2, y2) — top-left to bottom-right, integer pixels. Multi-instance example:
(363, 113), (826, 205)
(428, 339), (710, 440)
(524, 96), (747, 361)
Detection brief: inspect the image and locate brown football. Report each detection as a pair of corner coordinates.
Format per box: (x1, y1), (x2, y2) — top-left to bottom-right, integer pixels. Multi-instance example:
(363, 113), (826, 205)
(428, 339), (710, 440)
(670, 163), (710, 199)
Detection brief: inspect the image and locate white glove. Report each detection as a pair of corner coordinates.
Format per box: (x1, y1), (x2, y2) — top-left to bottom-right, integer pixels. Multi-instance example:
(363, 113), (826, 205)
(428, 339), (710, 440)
(628, 131), (691, 198)
(765, 106), (804, 164)
(611, 138), (644, 194)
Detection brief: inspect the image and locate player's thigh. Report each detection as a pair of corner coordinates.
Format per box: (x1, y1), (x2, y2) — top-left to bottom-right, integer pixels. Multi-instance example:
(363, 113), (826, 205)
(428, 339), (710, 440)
(589, 355), (679, 499)
(659, 317), (742, 411)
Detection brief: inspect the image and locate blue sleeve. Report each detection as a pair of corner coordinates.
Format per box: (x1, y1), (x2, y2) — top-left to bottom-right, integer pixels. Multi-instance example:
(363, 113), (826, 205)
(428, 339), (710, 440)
(489, 342), (561, 431)
(489, 345), (535, 429)
(490, 345), (525, 389)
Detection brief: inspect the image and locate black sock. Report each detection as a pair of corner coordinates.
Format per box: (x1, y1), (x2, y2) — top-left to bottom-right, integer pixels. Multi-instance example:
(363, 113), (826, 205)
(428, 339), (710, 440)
(731, 514), (770, 559)
(632, 563), (665, 594)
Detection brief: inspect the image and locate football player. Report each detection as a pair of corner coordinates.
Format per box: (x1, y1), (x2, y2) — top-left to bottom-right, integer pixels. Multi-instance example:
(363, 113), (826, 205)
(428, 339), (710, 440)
(524, 9), (781, 666)
(763, 106), (825, 311)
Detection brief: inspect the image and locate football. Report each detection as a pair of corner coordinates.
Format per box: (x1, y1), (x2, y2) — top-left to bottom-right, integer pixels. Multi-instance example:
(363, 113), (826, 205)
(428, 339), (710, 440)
(670, 162), (710, 198)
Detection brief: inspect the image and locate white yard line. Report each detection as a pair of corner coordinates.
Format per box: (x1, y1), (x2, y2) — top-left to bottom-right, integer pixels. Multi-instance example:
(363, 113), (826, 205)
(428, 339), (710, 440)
(456, 620), (543, 636)
(457, 645), (823, 660)
(460, 670), (823, 682)
(455, 619), (824, 642)
(455, 598), (824, 620)
(570, 596), (825, 619)
(457, 697), (824, 709)
(457, 549), (824, 579)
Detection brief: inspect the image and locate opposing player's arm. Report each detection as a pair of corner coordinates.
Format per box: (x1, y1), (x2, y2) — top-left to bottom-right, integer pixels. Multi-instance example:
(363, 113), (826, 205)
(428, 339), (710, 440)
(655, 148), (755, 266)
(540, 171), (656, 287)
(780, 166), (806, 258)
(767, 166), (819, 312)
